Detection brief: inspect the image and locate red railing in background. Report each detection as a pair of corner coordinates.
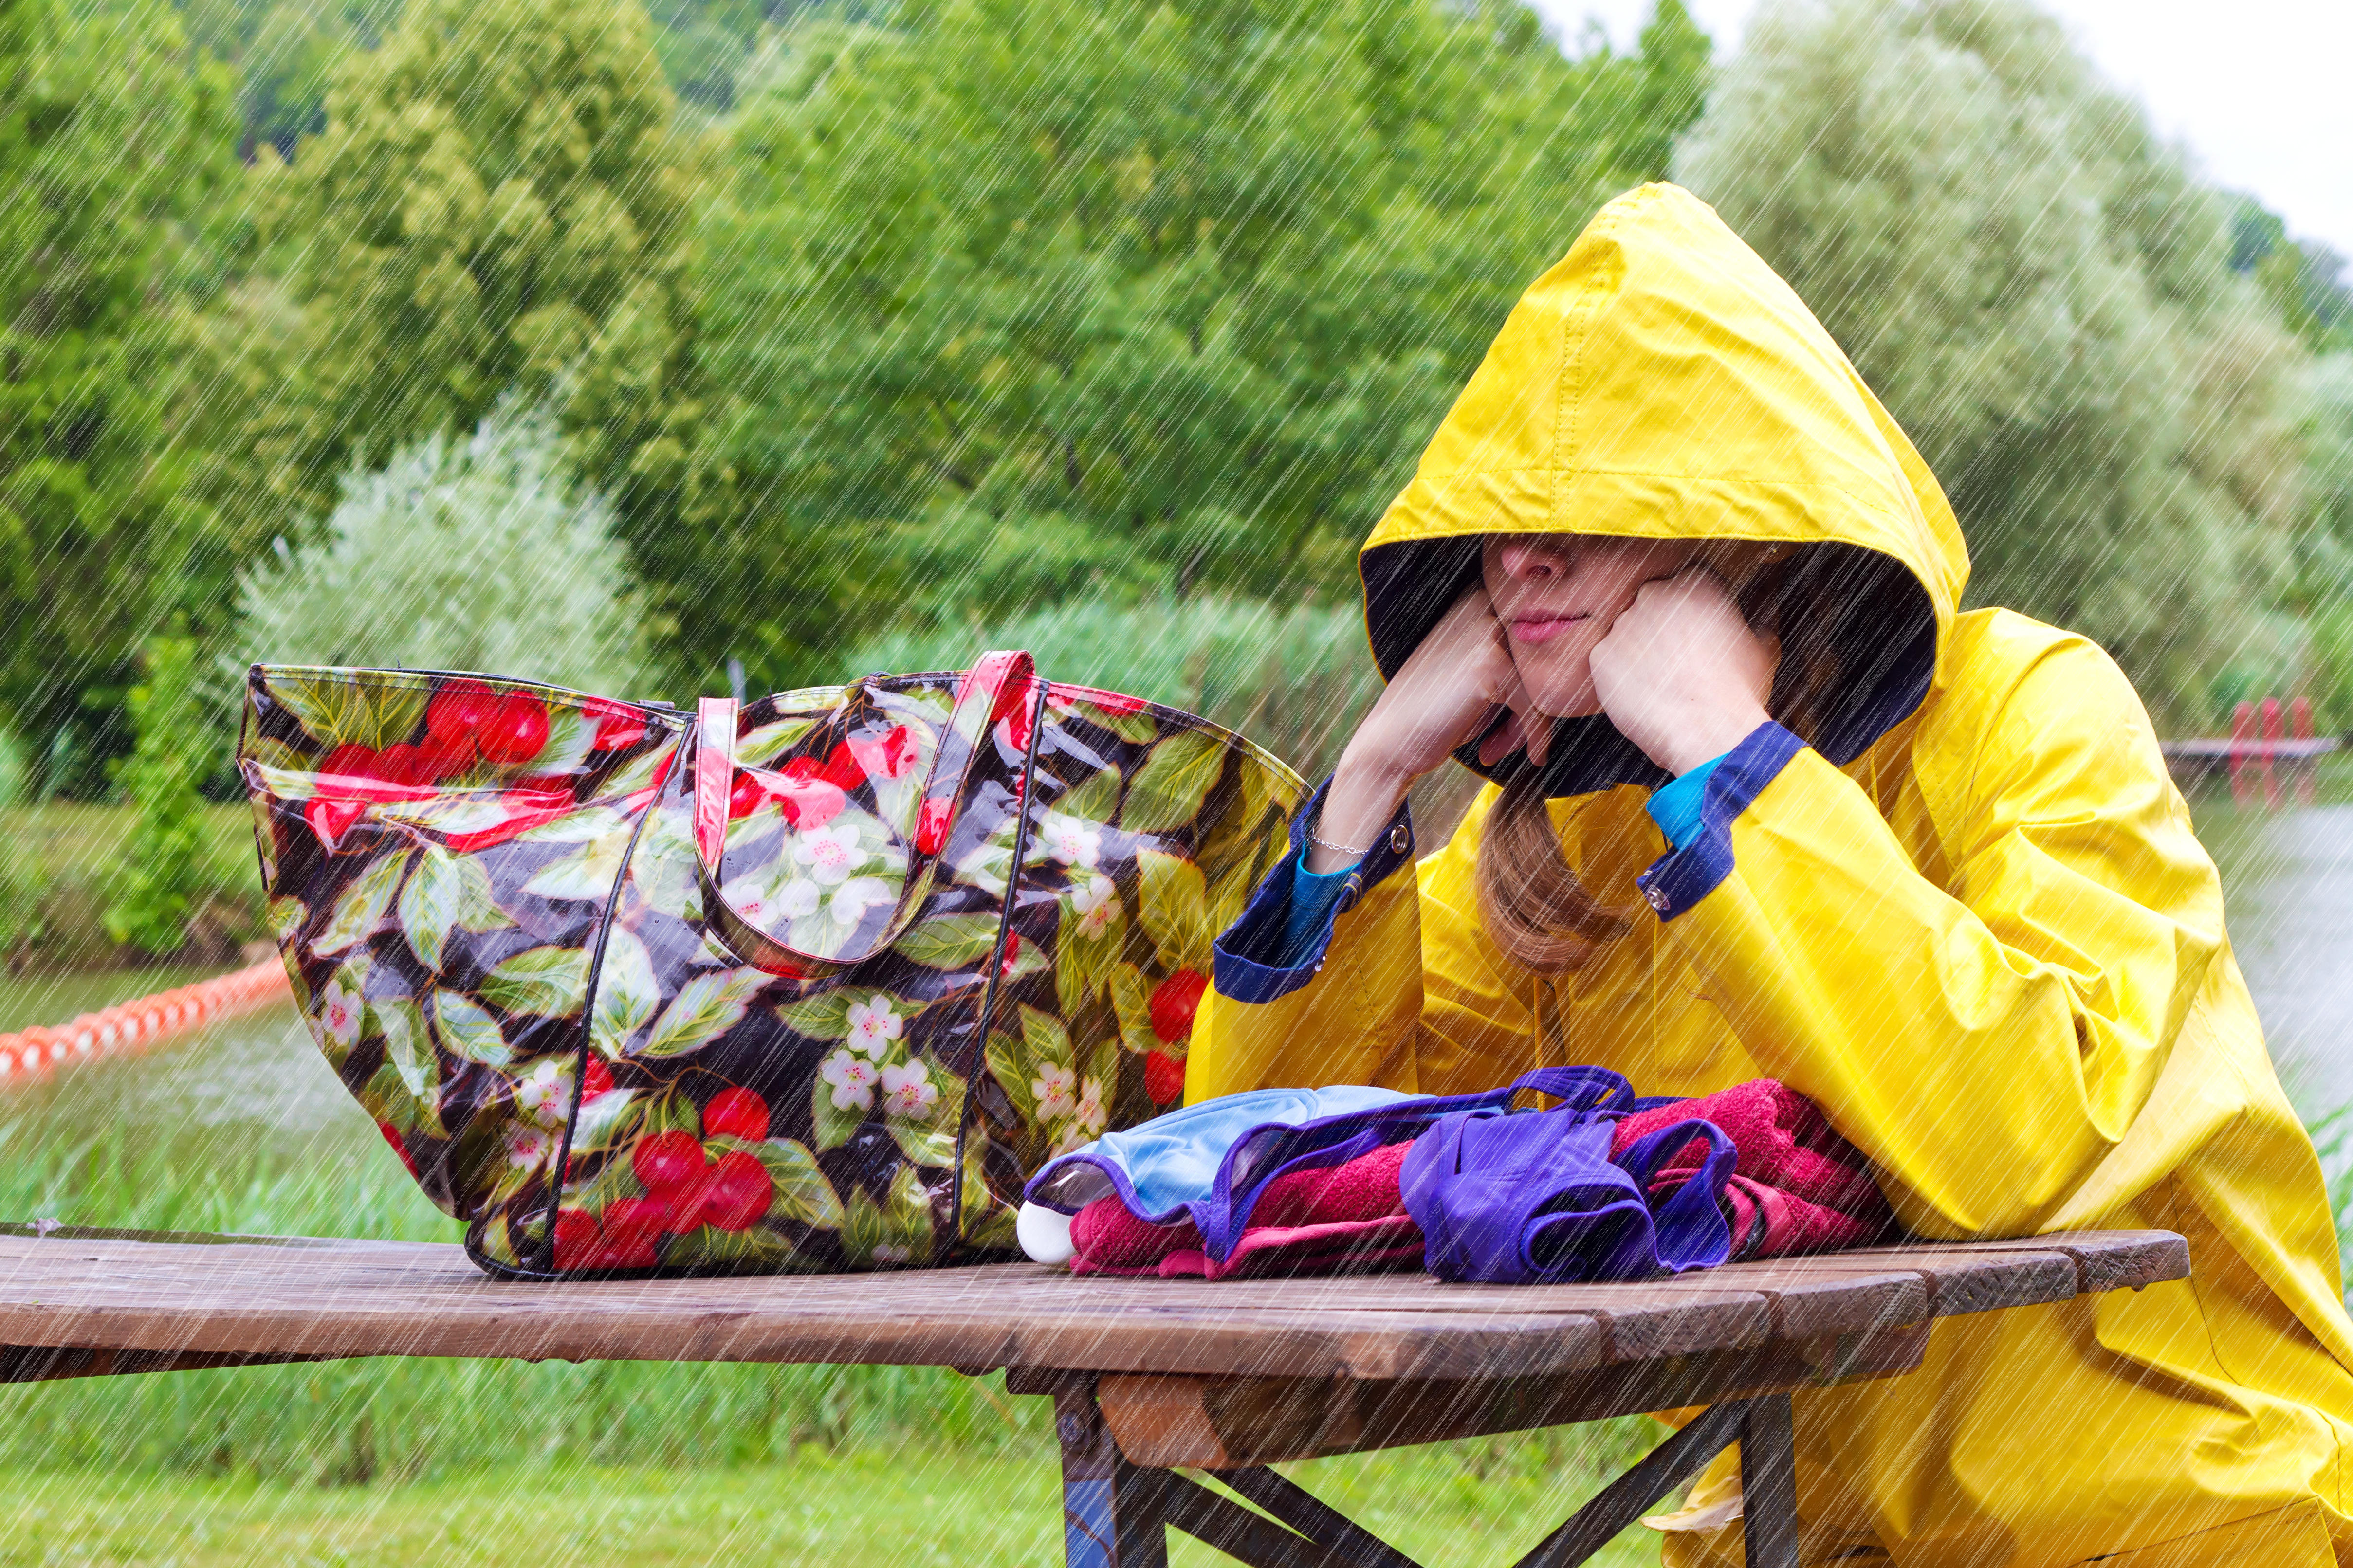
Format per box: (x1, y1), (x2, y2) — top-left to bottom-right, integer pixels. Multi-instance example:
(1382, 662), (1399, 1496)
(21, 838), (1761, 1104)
(0, 958), (291, 1084)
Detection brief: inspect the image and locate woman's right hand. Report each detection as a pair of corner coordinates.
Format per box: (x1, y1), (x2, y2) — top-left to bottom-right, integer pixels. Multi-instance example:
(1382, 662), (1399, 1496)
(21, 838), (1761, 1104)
(1308, 590), (1547, 871)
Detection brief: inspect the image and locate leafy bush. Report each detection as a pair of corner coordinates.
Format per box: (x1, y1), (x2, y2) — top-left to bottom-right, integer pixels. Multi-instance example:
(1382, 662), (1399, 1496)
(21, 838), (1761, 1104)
(846, 596), (1382, 778)
(103, 638), (221, 958)
(231, 401), (660, 699)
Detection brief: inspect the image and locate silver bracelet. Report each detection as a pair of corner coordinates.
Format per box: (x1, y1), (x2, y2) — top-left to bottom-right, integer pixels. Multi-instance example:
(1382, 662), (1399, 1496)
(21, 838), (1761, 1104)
(1305, 813), (1374, 859)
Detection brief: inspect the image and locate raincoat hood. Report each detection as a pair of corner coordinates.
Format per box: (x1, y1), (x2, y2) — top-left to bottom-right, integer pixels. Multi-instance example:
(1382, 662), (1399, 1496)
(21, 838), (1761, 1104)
(1360, 182), (1970, 796)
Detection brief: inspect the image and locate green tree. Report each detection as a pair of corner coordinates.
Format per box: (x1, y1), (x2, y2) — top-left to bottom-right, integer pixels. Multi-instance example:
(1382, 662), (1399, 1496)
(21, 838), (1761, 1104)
(255, 0), (707, 544)
(685, 0), (1709, 685)
(1675, 0), (2309, 724)
(104, 637), (219, 957)
(0, 0), (243, 790)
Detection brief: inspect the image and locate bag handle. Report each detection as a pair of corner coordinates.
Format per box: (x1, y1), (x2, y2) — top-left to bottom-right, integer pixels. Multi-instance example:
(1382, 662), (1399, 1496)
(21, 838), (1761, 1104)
(692, 651), (1039, 973)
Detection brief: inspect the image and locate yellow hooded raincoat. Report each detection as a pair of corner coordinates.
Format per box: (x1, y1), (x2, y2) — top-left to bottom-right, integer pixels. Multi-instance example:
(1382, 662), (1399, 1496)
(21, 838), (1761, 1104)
(1186, 184), (2353, 1566)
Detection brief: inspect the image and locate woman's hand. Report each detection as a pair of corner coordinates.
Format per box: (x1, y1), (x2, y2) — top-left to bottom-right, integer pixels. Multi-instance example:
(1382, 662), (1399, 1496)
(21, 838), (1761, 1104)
(1588, 569), (1777, 776)
(1311, 590), (1547, 871)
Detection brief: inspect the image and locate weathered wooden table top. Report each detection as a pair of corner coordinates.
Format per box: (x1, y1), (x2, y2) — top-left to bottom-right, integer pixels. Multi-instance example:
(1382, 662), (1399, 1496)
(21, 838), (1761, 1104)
(0, 1226), (2186, 1384)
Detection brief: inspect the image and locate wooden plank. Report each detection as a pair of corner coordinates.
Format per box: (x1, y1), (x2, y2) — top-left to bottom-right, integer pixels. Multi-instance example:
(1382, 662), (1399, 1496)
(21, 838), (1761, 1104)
(0, 1230), (2183, 1385)
(1093, 1322), (1930, 1468)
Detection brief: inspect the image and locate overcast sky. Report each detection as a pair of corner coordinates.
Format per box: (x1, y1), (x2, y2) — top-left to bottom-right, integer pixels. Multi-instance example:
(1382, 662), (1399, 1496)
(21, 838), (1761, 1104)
(1533, 0), (2353, 261)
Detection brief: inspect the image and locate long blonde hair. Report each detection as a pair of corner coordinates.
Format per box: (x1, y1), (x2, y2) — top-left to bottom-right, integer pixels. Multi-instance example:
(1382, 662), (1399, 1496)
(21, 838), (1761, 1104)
(1473, 543), (1848, 971)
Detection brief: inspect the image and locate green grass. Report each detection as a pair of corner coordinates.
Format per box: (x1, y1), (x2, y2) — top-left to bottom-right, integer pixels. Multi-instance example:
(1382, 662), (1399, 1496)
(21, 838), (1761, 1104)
(0, 1442), (1663, 1567)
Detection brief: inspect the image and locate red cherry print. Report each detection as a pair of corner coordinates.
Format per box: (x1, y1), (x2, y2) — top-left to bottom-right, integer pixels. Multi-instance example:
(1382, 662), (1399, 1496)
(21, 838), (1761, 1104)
(426, 679), (501, 745)
(418, 732), (475, 779)
(596, 1234), (660, 1270)
(729, 770), (771, 820)
(1148, 969), (1209, 1045)
(818, 741), (864, 792)
(773, 759), (847, 829)
(1051, 683), (1147, 716)
(601, 1195), (669, 1250)
(552, 1208), (602, 1270)
(476, 693), (551, 766)
(581, 1058), (615, 1099)
(998, 930), (1024, 978)
(915, 797), (955, 856)
(318, 744), (379, 781)
(1144, 1049), (1186, 1105)
(704, 1087), (770, 1142)
(992, 676), (1039, 752)
(632, 1130), (706, 1195)
(699, 1151), (775, 1232)
(583, 698), (648, 751)
(373, 743), (440, 786)
(376, 1121), (420, 1176)
(307, 797), (368, 852)
(846, 724), (916, 783)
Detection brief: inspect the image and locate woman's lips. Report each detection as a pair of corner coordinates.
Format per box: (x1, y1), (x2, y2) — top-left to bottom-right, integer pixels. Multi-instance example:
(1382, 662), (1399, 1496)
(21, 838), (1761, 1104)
(1507, 614), (1586, 645)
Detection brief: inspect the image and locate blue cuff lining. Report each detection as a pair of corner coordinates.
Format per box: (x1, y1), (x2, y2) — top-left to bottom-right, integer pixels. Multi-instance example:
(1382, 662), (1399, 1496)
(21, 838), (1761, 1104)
(1213, 776), (1415, 1005)
(1645, 752), (1728, 851)
(1634, 723), (1807, 921)
(1284, 860), (1355, 967)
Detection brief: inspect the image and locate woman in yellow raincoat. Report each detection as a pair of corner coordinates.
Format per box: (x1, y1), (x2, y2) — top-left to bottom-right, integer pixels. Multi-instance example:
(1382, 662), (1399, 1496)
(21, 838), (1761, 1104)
(1186, 183), (2353, 1566)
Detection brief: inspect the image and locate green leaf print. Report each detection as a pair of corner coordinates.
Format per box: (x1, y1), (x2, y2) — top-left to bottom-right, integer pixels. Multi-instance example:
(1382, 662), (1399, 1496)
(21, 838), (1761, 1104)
(810, 1063), (867, 1152)
(635, 967), (772, 1058)
(478, 946), (590, 1018)
(735, 715), (820, 768)
(1135, 849), (1211, 973)
(884, 1060), (963, 1169)
(587, 930), (660, 1058)
(843, 1166), (935, 1268)
(1054, 764), (1121, 826)
(775, 991), (855, 1041)
(1109, 963), (1160, 1057)
(1120, 730), (1226, 834)
(430, 989), (511, 1066)
(892, 911), (1003, 970)
(725, 1136), (845, 1230)
(984, 1028), (1037, 1124)
(265, 670), (429, 751)
(569, 1087), (644, 1154)
(313, 849), (415, 957)
(518, 825), (633, 903)
(373, 996), (435, 1104)
(398, 844), (509, 970)
(517, 807), (632, 844)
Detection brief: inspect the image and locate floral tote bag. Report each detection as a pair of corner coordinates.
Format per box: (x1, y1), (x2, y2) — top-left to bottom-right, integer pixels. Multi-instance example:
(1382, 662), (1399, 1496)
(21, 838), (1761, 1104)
(239, 652), (1303, 1278)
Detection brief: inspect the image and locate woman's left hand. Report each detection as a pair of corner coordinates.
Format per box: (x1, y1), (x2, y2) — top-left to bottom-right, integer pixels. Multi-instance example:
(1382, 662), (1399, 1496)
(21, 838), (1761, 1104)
(1588, 568), (1778, 775)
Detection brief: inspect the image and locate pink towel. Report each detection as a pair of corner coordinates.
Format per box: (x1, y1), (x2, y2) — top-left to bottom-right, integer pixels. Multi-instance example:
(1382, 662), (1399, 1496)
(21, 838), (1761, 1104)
(1611, 1079), (1890, 1258)
(1070, 1141), (1419, 1278)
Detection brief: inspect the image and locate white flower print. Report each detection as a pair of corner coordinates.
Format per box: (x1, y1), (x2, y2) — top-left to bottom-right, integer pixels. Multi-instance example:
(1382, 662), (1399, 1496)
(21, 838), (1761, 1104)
(1050, 1121), (1097, 1157)
(1031, 1061), (1078, 1121)
(1069, 873), (1121, 940)
(777, 879), (823, 919)
(319, 977), (364, 1051)
(719, 875), (771, 922)
(1039, 812), (1102, 869)
(792, 822), (867, 887)
(503, 1121), (553, 1169)
(821, 1048), (880, 1112)
(514, 1059), (572, 1128)
(880, 1059), (938, 1121)
(1074, 1075), (1108, 1137)
(845, 997), (904, 1057)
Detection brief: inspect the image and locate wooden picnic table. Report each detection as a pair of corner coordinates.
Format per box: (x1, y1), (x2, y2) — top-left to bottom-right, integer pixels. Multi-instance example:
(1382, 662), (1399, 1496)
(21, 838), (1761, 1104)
(0, 1224), (2187, 1568)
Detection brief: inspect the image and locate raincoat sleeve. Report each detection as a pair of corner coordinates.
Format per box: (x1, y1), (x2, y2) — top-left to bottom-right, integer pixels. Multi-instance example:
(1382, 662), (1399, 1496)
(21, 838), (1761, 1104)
(1657, 630), (2227, 1238)
(1186, 782), (1534, 1101)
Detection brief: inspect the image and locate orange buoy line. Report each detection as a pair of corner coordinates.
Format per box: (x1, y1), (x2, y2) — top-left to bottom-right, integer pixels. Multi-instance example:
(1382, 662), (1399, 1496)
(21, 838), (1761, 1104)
(0, 958), (293, 1083)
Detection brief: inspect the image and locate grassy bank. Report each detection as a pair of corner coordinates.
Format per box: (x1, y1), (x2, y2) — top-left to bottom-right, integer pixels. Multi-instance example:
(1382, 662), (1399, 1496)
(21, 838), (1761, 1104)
(0, 802), (260, 973)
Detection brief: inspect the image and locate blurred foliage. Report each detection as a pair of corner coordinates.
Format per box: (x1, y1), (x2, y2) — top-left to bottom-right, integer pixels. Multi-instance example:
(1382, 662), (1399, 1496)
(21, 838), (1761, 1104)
(0, 0), (245, 791)
(683, 0), (1710, 688)
(177, 0), (402, 156)
(103, 638), (224, 957)
(229, 401), (660, 697)
(847, 595), (1383, 778)
(245, 0), (710, 567)
(1675, 0), (2309, 728)
(2233, 198), (2353, 358)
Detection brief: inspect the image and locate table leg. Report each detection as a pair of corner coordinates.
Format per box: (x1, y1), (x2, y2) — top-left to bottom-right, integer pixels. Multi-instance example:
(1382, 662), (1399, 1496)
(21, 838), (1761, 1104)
(1054, 1375), (1170, 1568)
(1739, 1392), (1799, 1568)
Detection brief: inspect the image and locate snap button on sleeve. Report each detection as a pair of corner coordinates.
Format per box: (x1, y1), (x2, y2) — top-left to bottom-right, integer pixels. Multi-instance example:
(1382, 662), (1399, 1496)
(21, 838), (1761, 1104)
(1389, 823), (1410, 853)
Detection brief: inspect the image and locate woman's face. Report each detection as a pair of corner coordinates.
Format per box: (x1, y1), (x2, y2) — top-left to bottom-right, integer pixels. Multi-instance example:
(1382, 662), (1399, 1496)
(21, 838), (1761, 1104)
(1480, 533), (1708, 717)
